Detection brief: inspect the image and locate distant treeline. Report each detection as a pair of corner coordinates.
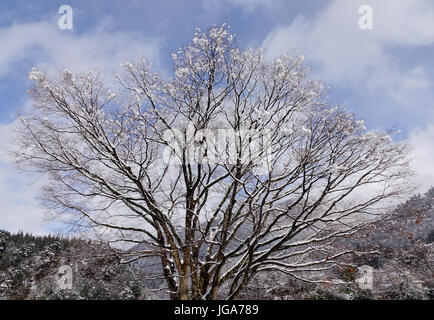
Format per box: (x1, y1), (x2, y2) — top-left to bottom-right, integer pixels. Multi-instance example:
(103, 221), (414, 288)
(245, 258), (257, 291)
(0, 229), (83, 256)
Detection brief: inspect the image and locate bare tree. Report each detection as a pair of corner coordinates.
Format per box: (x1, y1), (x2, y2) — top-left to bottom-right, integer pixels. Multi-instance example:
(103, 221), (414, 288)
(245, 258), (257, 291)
(14, 25), (411, 300)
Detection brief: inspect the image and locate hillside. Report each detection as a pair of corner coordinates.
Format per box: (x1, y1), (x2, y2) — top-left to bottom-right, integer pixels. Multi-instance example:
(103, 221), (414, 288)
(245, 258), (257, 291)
(0, 231), (155, 299)
(1, 188), (433, 300)
(238, 188), (434, 300)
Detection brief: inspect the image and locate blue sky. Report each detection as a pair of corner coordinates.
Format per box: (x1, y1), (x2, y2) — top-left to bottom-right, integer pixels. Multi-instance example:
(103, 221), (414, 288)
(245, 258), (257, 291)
(0, 0), (433, 234)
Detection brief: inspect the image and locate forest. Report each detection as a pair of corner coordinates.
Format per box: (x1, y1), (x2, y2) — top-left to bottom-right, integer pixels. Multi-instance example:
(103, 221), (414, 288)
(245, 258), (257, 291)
(1, 187), (432, 300)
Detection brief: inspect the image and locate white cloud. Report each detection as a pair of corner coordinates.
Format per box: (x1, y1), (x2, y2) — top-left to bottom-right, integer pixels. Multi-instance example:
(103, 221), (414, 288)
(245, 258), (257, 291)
(0, 20), (162, 78)
(261, 0), (434, 197)
(0, 19), (163, 235)
(0, 164), (48, 235)
(408, 123), (434, 194)
(0, 117), (20, 163)
(202, 0), (282, 13)
(262, 0), (434, 95)
(0, 117), (49, 235)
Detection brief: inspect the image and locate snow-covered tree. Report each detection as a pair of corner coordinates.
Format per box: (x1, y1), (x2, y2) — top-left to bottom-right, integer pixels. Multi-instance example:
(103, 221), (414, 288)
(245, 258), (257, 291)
(14, 25), (411, 300)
